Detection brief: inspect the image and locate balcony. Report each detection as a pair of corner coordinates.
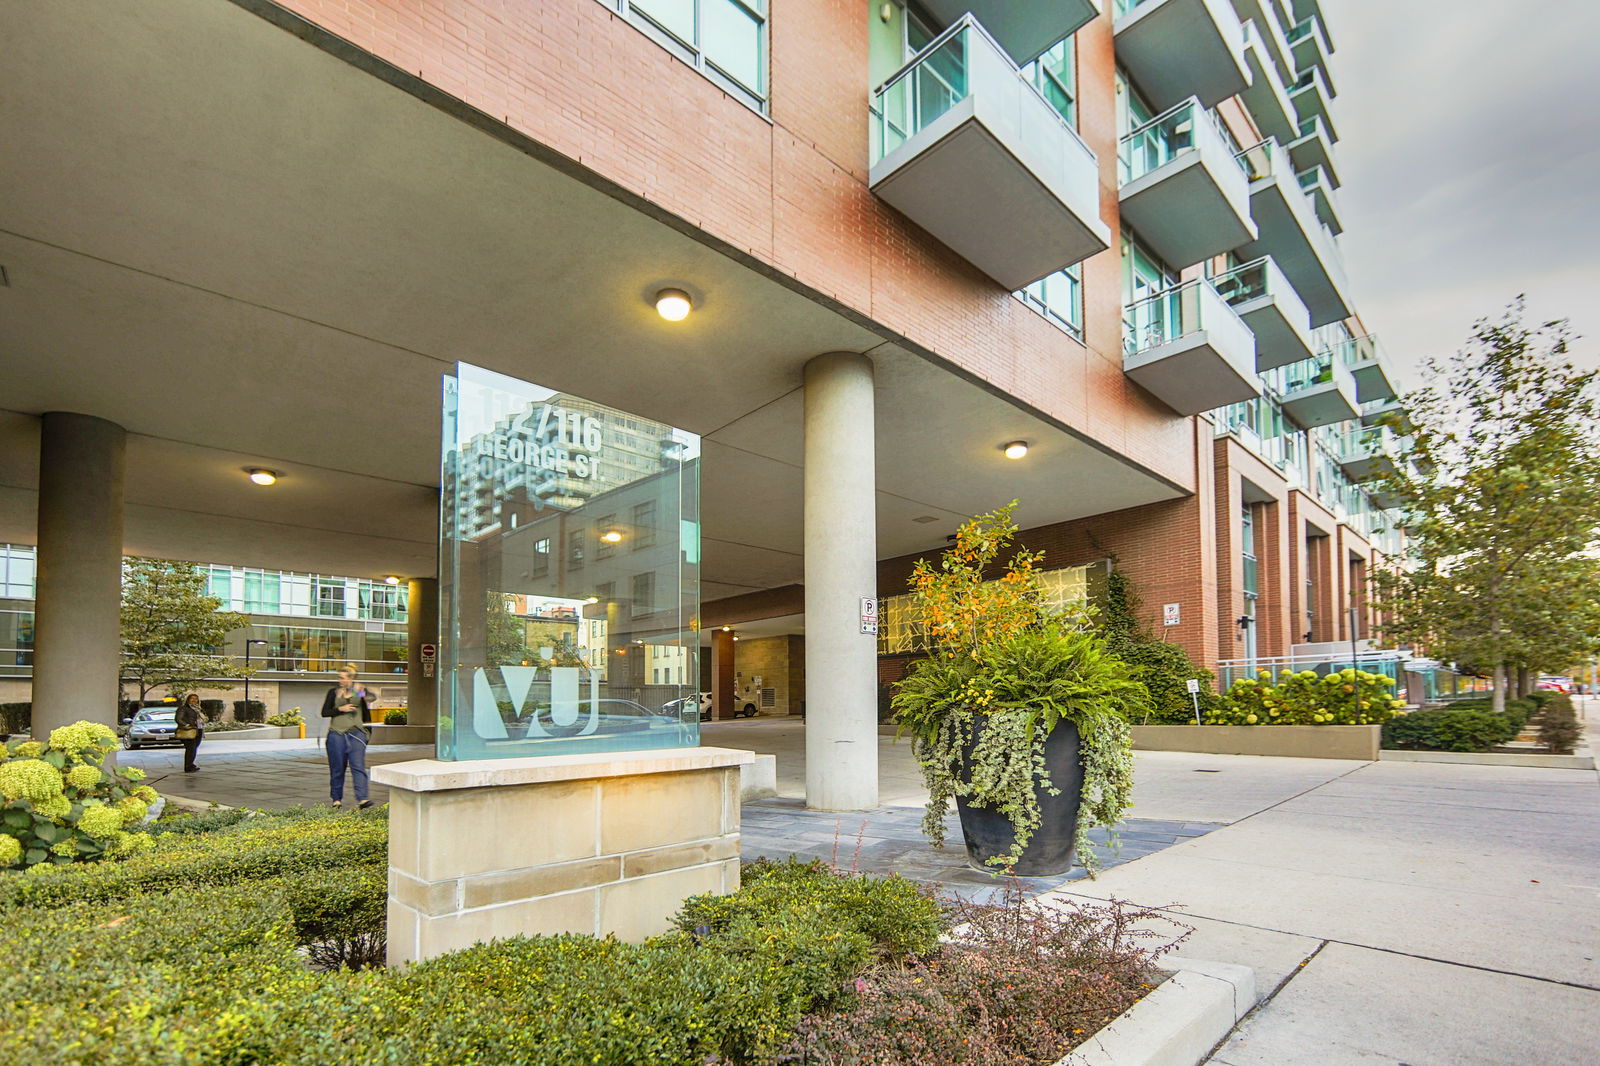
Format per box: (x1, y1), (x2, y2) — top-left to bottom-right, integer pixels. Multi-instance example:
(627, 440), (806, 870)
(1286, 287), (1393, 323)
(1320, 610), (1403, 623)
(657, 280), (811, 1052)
(1234, 139), (1350, 326)
(1335, 424), (1403, 483)
(1359, 396), (1406, 427)
(1296, 164), (1343, 234)
(1286, 16), (1335, 96)
(1122, 279), (1260, 415)
(1288, 65), (1337, 141)
(1287, 115), (1340, 188)
(1118, 99), (1257, 267)
(1113, 0), (1252, 111)
(1236, 21), (1298, 144)
(1277, 351), (1358, 428)
(1330, 334), (1400, 402)
(1211, 256), (1314, 371)
(1229, 0), (1296, 84)
(870, 16), (1110, 291)
(921, 0), (1100, 65)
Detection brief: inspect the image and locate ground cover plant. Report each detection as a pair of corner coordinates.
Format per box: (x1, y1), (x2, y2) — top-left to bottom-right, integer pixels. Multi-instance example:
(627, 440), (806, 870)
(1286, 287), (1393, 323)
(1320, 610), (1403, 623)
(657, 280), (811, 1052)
(1207, 668), (1402, 726)
(0, 816), (1180, 1065)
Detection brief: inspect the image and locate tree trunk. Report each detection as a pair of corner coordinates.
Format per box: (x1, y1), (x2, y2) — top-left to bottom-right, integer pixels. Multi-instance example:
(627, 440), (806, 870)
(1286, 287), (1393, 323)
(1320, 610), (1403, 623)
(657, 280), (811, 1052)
(1492, 664), (1506, 713)
(1516, 666), (1532, 699)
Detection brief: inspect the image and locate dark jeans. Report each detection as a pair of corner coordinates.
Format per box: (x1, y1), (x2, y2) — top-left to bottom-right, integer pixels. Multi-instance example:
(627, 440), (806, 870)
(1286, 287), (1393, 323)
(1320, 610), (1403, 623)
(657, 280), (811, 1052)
(326, 729), (370, 803)
(181, 730), (202, 771)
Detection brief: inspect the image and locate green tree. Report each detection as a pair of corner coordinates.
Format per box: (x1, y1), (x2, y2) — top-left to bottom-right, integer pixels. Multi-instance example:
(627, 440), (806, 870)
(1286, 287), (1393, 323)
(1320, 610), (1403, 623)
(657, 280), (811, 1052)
(119, 558), (249, 703)
(486, 592), (531, 667)
(1371, 299), (1600, 711)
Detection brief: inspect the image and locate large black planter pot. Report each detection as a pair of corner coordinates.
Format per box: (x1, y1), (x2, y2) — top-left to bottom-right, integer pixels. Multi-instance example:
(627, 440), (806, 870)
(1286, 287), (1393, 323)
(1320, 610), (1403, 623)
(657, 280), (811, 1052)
(954, 719), (1084, 876)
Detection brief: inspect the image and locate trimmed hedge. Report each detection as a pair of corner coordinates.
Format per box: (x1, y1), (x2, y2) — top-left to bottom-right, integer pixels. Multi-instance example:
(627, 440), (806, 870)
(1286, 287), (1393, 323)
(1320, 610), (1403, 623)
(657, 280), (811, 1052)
(0, 843), (944, 1065)
(1539, 694), (1582, 755)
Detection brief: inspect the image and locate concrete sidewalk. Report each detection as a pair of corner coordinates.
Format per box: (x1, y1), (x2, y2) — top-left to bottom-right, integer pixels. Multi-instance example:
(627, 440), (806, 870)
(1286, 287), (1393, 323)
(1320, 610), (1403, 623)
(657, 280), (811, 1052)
(1045, 752), (1600, 1064)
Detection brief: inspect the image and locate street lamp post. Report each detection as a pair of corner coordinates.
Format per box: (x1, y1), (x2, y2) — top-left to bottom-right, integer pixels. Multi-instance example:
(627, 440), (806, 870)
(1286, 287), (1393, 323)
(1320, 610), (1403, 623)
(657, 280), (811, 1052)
(244, 639), (268, 721)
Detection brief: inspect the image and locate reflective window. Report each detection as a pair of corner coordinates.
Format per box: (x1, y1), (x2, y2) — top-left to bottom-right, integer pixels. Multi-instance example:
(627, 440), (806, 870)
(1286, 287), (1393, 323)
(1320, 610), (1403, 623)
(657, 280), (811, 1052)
(605, 0), (767, 109)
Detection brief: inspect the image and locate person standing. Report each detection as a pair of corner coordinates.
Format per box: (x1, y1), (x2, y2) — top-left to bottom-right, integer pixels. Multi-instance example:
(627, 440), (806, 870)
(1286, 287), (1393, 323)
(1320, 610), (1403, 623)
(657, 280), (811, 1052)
(321, 663), (375, 809)
(175, 693), (204, 773)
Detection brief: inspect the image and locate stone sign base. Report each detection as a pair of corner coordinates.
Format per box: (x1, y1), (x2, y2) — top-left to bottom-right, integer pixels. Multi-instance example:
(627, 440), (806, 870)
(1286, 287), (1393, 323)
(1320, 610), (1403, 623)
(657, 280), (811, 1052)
(373, 746), (754, 965)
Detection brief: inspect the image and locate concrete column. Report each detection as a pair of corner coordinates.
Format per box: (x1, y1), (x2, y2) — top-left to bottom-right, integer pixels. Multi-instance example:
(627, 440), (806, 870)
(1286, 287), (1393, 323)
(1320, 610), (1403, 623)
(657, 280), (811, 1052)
(32, 412), (126, 738)
(406, 578), (439, 728)
(802, 352), (878, 811)
(711, 627), (735, 720)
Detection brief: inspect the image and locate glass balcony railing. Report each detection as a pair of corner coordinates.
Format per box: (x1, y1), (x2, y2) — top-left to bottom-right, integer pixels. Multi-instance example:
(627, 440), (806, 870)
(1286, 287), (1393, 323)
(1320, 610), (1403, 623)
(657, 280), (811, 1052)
(872, 15), (1088, 165)
(1279, 350), (1336, 393)
(1235, 138), (1277, 182)
(1123, 278), (1222, 356)
(1327, 334), (1379, 369)
(1210, 256), (1273, 307)
(1119, 98), (1233, 185)
(872, 22), (969, 163)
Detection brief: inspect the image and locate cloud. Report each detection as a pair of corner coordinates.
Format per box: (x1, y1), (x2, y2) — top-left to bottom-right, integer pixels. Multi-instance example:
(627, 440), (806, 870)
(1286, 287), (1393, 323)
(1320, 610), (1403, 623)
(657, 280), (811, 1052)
(1330, 0), (1600, 381)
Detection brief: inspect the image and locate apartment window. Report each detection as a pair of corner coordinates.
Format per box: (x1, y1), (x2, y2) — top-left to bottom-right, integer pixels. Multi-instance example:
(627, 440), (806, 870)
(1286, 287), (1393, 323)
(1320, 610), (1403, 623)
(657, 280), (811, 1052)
(605, 0), (768, 111)
(631, 500), (658, 550)
(1018, 261), (1084, 340)
(631, 571), (656, 617)
(315, 579), (346, 618)
(0, 546), (36, 599)
(205, 566), (233, 604)
(569, 530), (586, 570)
(531, 537), (551, 577)
(243, 571), (280, 614)
(1023, 37), (1076, 127)
(596, 514), (618, 558)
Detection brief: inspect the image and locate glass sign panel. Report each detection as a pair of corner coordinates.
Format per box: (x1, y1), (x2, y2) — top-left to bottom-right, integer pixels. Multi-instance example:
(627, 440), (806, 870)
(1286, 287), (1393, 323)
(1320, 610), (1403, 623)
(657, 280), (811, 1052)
(439, 363), (700, 760)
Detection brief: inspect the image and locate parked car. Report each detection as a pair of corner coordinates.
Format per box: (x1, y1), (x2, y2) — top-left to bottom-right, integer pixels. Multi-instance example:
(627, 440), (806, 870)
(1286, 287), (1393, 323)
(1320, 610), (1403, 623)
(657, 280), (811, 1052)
(121, 708), (181, 749)
(662, 691), (759, 722)
(1535, 676), (1573, 693)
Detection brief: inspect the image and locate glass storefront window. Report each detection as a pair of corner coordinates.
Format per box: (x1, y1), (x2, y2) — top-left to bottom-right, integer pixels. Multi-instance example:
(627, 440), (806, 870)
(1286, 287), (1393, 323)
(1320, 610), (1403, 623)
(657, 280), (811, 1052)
(439, 363), (700, 761)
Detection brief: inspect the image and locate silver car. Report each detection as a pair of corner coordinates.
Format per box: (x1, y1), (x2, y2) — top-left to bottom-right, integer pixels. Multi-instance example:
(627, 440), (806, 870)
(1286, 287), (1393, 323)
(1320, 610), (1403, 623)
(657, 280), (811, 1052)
(122, 708), (182, 749)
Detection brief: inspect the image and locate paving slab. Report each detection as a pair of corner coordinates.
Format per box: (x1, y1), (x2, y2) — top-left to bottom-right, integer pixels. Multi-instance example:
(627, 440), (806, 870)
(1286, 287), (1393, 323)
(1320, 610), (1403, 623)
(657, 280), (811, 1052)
(1212, 942), (1600, 1066)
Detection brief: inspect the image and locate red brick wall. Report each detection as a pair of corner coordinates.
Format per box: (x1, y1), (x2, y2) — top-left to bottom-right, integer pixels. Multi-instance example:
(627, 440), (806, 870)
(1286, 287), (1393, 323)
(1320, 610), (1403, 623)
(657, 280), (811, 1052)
(261, 0), (1198, 491)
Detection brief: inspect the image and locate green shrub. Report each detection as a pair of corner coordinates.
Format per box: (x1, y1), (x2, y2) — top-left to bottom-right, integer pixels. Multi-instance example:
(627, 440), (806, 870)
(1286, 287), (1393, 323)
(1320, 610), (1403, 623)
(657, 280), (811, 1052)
(0, 701), (29, 736)
(1383, 708), (1515, 752)
(1501, 699), (1535, 735)
(147, 806), (258, 836)
(233, 699), (267, 723)
(266, 708), (304, 728)
(1539, 694), (1582, 755)
(1209, 668), (1402, 725)
(1099, 569), (1222, 723)
(1526, 690), (1555, 709)
(0, 805), (386, 909)
(384, 708), (409, 725)
(1, 721), (159, 869)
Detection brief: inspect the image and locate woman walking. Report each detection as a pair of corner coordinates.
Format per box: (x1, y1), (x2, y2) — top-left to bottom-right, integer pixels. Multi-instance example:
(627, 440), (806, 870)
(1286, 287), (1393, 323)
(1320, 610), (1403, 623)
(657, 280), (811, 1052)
(175, 693), (204, 773)
(321, 663), (374, 809)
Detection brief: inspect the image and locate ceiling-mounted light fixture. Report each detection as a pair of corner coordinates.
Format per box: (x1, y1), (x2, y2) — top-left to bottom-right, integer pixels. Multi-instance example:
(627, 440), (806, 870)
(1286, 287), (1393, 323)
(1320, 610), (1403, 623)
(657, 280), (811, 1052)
(655, 288), (692, 321)
(384, 575), (401, 586)
(1002, 441), (1029, 460)
(246, 468), (279, 486)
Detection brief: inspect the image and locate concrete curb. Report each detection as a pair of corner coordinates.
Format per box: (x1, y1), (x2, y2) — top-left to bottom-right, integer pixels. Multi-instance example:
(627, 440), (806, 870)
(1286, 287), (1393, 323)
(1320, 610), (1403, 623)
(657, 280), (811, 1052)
(1379, 749), (1594, 769)
(1055, 958), (1254, 1066)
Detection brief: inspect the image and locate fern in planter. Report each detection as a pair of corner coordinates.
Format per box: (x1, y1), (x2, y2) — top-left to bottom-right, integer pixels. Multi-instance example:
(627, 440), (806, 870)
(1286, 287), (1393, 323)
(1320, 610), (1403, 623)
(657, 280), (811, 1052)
(891, 503), (1145, 874)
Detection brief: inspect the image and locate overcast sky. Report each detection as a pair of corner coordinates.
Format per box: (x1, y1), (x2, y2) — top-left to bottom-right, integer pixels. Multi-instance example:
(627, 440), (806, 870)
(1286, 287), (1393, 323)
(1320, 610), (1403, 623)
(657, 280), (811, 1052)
(1332, 0), (1600, 385)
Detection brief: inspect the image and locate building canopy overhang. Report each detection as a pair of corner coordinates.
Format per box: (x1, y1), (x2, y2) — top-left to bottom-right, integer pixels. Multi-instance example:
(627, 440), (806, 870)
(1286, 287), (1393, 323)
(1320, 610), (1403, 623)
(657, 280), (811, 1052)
(0, 0), (1185, 601)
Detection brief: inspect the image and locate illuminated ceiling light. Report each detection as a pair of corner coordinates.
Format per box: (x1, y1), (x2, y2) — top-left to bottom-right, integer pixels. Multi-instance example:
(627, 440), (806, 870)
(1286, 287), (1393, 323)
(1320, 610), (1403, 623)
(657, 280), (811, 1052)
(1002, 441), (1029, 460)
(585, 596), (600, 604)
(246, 468), (279, 486)
(654, 288), (692, 322)
(720, 626), (731, 632)
(732, 636), (740, 641)
(384, 575), (401, 586)
(600, 530), (623, 544)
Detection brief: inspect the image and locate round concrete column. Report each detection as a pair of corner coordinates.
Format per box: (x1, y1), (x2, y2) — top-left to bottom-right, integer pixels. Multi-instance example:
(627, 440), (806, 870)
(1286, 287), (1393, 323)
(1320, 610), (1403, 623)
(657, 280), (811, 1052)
(32, 412), (126, 738)
(802, 352), (878, 811)
(406, 578), (439, 728)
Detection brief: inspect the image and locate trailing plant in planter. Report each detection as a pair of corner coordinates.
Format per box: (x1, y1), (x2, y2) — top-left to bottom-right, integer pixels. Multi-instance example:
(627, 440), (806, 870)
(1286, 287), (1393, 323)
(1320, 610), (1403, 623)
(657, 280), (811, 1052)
(891, 503), (1145, 874)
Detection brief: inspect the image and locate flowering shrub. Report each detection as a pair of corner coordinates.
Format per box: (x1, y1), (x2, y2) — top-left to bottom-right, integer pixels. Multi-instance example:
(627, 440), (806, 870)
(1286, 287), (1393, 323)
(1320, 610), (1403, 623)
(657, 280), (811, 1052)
(0, 721), (157, 869)
(1206, 668), (1402, 726)
(266, 708), (304, 728)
